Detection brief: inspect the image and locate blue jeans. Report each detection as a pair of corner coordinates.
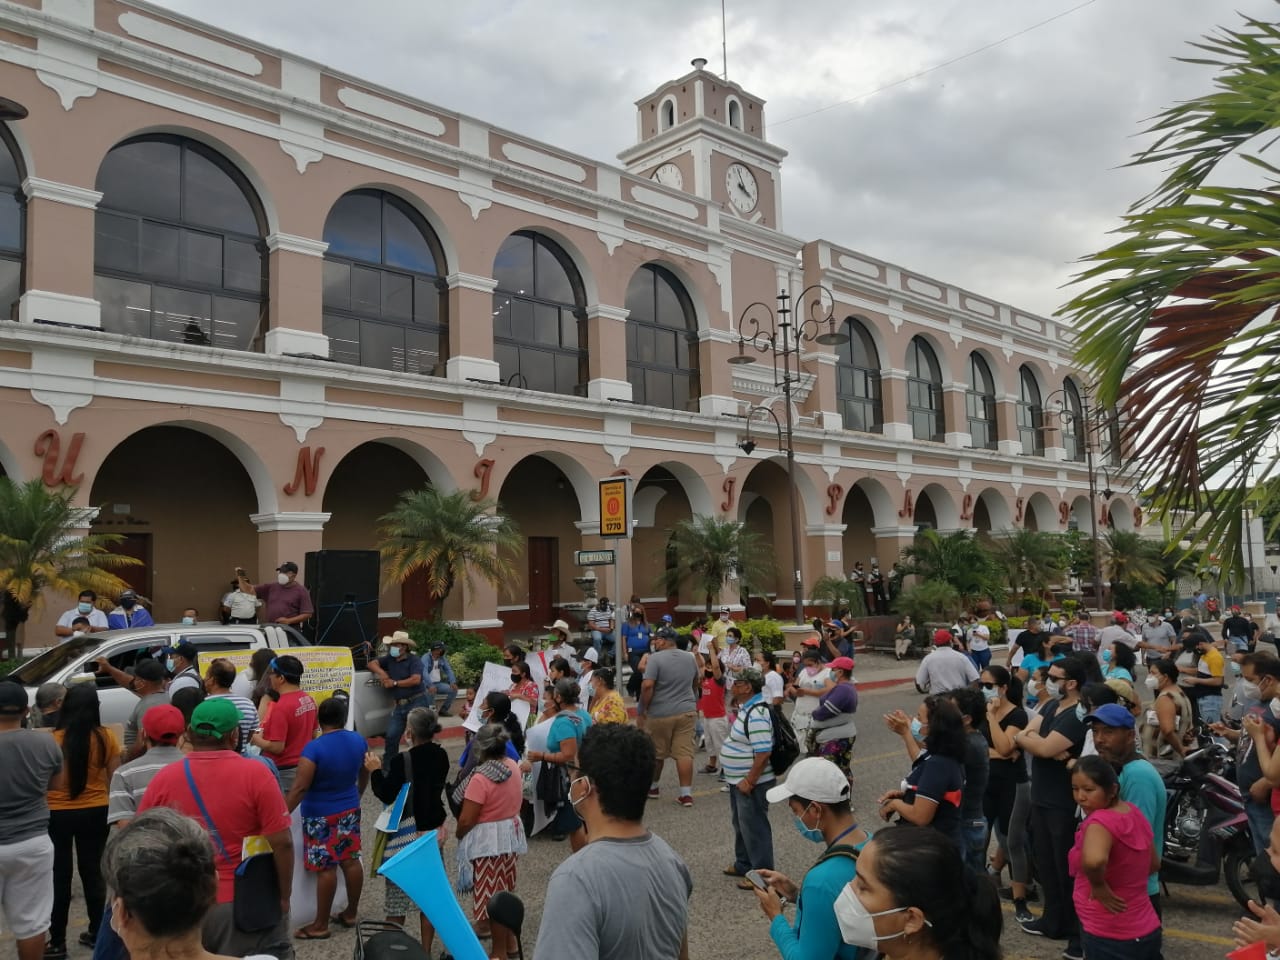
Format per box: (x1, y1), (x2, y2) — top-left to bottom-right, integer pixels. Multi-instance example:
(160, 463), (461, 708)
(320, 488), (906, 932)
(425, 683), (457, 715)
(384, 694), (429, 764)
(969, 648), (991, 672)
(961, 817), (988, 873)
(1246, 798), (1276, 857)
(592, 630), (616, 658)
(1080, 928), (1161, 960)
(728, 779), (775, 874)
(1198, 694), (1223, 724)
(91, 904), (125, 960)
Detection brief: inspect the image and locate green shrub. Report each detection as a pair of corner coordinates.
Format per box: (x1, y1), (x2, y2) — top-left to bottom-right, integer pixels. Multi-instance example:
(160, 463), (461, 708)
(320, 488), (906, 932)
(0, 657), (19, 679)
(403, 619), (502, 688)
(894, 580), (962, 625)
(741, 617), (786, 653)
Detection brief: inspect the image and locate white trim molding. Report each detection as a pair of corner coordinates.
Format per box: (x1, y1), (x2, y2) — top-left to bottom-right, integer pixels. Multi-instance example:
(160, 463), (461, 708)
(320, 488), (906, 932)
(586, 304), (630, 323)
(446, 272), (499, 294)
(266, 233), (329, 258)
(19, 290), (101, 328)
(263, 327), (330, 357)
(249, 511), (332, 533)
(22, 177), (102, 210)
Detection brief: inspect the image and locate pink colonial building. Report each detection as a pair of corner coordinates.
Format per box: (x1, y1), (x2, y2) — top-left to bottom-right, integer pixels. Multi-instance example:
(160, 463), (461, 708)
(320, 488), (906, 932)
(0, 0), (1140, 640)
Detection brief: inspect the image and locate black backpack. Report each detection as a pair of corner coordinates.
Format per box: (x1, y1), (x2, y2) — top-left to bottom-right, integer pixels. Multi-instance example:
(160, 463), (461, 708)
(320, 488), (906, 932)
(749, 702), (801, 776)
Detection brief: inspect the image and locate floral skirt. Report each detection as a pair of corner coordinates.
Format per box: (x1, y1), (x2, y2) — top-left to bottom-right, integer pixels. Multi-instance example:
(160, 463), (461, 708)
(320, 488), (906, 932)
(302, 808), (361, 872)
(807, 736), (855, 779)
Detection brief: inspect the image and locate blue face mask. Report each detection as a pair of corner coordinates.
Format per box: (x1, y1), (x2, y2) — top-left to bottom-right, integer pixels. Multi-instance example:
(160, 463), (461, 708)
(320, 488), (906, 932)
(1075, 703), (1087, 721)
(1101, 649), (1112, 664)
(181, 616), (195, 626)
(165, 657), (175, 673)
(910, 717), (925, 742)
(77, 602), (92, 615)
(793, 805), (824, 843)
(982, 686), (999, 703)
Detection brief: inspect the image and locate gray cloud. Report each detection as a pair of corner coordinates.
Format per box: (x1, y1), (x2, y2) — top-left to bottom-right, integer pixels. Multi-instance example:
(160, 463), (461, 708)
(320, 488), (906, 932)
(153, 0), (1275, 316)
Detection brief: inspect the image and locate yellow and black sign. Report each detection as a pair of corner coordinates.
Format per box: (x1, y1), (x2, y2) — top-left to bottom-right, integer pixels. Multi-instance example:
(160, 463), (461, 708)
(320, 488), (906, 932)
(598, 477), (630, 539)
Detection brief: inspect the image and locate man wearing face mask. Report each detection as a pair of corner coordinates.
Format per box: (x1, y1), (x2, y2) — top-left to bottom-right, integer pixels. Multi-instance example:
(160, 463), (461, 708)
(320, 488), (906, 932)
(532, 723), (691, 960)
(179, 607), (199, 626)
(1011, 655), (1088, 954)
(752, 757), (866, 960)
(250, 561), (314, 628)
(1139, 612), (1177, 667)
(54, 590), (109, 637)
(367, 633), (428, 768)
(107, 590), (154, 630)
(1211, 652), (1280, 856)
(164, 642), (202, 695)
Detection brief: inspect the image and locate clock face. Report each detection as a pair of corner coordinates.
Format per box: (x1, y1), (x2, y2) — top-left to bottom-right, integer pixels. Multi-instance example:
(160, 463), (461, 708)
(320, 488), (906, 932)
(725, 162), (759, 213)
(651, 162), (684, 190)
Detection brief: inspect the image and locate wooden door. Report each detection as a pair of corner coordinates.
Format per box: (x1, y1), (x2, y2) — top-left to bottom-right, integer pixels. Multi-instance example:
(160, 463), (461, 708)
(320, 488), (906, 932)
(109, 534), (152, 599)
(528, 537), (558, 628)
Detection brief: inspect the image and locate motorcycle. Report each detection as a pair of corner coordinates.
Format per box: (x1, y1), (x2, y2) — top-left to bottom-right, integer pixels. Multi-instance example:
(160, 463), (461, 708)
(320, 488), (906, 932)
(1159, 743), (1259, 909)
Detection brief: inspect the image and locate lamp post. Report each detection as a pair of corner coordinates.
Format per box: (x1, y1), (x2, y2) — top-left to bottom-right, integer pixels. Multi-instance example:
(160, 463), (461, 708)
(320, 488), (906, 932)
(727, 286), (846, 624)
(1047, 384), (1111, 611)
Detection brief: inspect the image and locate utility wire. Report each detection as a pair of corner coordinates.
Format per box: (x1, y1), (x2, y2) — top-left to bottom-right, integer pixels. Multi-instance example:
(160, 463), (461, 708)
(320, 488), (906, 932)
(772, 0), (1099, 127)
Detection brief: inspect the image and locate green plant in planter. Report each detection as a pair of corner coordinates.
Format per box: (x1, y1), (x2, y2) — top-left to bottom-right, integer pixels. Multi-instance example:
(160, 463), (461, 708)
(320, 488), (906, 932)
(403, 619), (503, 688)
(810, 576), (868, 618)
(741, 617), (786, 654)
(893, 580), (962, 626)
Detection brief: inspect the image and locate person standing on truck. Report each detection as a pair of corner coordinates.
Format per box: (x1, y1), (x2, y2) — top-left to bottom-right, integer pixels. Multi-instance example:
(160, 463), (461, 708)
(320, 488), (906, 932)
(54, 591), (109, 637)
(368, 634), (430, 768)
(221, 576), (261, 624)
(249, 655), (316, 794)
(245, 561), (314, 629)
(107, 590), (154, 631)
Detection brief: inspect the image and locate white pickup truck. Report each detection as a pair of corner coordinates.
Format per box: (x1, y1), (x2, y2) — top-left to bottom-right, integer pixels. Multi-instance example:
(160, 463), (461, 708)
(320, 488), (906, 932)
(7, 623), (394, 737)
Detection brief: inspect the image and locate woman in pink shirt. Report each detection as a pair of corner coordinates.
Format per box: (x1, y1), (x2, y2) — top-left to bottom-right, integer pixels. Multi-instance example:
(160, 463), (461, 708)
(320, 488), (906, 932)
(1068, 755), (1161, 959)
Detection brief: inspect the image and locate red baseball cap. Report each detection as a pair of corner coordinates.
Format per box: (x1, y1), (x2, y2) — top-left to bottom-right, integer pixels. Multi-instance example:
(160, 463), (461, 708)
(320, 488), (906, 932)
(933, 629), (953, 645)
(830, 656), (855, 671)
(142, 704), (185, 745)
(801, 636), (821, 647)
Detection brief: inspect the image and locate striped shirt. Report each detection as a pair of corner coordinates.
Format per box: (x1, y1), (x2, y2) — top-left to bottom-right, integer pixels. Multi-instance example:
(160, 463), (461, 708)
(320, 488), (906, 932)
(107, 746), (185, 824)
(209, 693), (259, 752)
(719, 694), (774, 785)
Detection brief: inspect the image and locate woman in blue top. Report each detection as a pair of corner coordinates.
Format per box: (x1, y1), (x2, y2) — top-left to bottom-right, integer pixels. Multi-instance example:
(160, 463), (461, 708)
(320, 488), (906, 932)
(524, 678), (592, 851)
(1101, 641), (1136, 684)
(754, 757), (868, 960)
(287, 693), (370, 939)
(1017, 632), (1063, 708)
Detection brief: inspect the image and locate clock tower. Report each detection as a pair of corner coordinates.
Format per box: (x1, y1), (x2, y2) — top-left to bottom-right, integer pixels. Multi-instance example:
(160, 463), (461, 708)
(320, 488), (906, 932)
(617, 59), (787, 229)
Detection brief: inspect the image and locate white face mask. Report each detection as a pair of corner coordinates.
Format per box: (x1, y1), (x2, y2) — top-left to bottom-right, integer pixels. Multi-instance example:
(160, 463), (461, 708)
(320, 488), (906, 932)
(834, 885), (920, 948)
(1241, 680), (1262, 702)
(1044, 679), (1061, 699)
(276, 573), (290, 586)
(1271, 698), (1280, 719)
(1144, 674), (1158, 690)
(1027, 679), (1040, 698)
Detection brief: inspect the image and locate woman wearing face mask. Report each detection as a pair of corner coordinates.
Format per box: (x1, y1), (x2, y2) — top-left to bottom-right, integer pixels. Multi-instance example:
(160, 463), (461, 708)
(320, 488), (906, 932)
(982, 665), (1034, 923)
(1068, 756), (1162, 959)
(588, 667), (627, 725)
(878, 697), (967, 849)
(506, 660), (540, 711)
(523, 678), (592, 851)
(834, 824), (1003, 959)
(1101, 641), (1136, 684)
(1016, 631), (1062, 704)
(753, 758), (868, 960)
(806, 657), (859, 778)
(789, 649), (836, 741)
(1025, 665), (1053, 714)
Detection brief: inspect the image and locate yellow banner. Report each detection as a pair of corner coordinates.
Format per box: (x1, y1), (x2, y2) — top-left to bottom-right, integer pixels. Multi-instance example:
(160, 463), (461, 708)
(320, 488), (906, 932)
(196, 646), (355, 709)
(599, 477), (629, 538)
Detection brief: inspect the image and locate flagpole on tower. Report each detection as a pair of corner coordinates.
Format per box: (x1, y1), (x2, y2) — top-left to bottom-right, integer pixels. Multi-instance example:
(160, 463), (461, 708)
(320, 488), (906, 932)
(721, 0), (728, 79)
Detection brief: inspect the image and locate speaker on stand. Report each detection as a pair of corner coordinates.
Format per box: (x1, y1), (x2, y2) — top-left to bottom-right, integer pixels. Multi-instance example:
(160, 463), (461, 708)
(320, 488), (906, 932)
(304, 550), (381, 665)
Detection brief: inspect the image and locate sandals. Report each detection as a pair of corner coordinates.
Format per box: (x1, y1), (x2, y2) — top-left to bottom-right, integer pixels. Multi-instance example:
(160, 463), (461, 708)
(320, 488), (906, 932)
(723, 865), (745, 877)
(294, 928), (331, 940)
(329, 914), (357, 929)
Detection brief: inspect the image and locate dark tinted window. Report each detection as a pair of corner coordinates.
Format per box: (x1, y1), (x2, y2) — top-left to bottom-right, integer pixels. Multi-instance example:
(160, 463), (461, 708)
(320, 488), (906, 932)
(492, 231), (587, 396)
(836, 317), (882, 433)
(624, 264), (699, 410)
(1018, 366), (1045, 456)
(0, 125), (24, 321)
(94, 136), (266, 351)
(906, 337), (943, 442)
(321, 189), (447, 376)
(967, 353), (997, 450)
(1062, 379), (1085, 462)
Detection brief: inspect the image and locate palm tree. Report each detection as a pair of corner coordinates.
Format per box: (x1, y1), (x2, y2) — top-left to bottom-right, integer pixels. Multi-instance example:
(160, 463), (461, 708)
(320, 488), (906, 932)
(810, 575), (868, 619)
(989, 529), (1069, 609)
(899, 529), (1001, 609)
(1104, 530), (1166, 608)
(0, 478), (139, 659)
(378, 487), (521, 622)
(663, 515), (774, 616)
(1064, 12), (1280, 575)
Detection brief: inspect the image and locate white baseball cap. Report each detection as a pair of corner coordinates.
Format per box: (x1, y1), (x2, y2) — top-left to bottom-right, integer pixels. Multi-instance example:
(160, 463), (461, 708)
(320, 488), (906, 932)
(765, 757), (852, 805)
(582, 647), (599, 664)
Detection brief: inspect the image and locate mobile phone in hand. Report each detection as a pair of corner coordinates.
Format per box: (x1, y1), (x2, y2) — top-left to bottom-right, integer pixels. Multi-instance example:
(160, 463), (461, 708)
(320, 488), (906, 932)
(745, 869), (769, 891)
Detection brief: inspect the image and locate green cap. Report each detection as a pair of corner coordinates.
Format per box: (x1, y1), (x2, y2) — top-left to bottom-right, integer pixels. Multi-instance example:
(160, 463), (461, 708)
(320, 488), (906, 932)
(190, 697), (242, 738)
(735, 667), (764, 690)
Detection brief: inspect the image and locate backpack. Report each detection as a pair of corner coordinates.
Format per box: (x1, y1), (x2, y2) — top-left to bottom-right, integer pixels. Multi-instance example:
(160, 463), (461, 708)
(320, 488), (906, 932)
(749, 702), (800, 776)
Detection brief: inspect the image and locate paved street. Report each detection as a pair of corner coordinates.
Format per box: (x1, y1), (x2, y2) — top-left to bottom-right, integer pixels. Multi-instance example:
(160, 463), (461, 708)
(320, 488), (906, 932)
(7, 653), (1248, 960)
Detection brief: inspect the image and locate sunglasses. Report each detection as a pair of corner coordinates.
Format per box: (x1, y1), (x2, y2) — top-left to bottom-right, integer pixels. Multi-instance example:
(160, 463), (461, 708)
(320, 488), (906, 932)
(980, 682), (998, 690)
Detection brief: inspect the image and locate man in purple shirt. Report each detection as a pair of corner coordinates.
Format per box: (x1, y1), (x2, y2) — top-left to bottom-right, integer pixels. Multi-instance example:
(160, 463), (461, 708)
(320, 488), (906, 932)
(245, 561), (313, 628)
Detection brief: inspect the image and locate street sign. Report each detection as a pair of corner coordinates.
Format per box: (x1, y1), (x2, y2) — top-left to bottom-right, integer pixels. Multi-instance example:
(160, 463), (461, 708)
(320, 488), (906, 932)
(598, 477), (631, 539)
(574, 549), (616, 566)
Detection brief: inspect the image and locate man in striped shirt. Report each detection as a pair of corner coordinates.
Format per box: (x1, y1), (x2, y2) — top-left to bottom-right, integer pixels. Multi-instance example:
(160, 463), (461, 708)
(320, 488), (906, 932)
(203, 658), (259, 753)
(720, 667), (775, 886)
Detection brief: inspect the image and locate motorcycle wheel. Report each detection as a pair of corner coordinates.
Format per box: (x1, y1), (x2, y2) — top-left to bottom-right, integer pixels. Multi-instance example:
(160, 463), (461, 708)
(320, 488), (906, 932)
(1225, 840), (1261, 911)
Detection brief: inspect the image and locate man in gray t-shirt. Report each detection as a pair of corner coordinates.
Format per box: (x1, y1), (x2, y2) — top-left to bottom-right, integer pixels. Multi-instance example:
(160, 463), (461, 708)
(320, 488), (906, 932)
(533, 724), (691, 960)
(0, 681), (65, 960)
(642, 633), (700, 804)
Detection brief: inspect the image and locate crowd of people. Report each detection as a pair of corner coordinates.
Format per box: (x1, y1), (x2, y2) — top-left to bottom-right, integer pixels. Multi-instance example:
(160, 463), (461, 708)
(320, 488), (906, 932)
(4, 590), (1280, 960)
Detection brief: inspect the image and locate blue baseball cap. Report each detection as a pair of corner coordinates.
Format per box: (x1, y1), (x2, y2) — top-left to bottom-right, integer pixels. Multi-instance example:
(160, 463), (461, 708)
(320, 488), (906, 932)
(661, 614), (673, 623)
(1085, 703), (1134, 729)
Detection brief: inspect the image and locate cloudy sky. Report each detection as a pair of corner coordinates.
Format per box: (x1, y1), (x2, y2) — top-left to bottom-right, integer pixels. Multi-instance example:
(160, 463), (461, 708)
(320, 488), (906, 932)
(153, 0), (1274, 318)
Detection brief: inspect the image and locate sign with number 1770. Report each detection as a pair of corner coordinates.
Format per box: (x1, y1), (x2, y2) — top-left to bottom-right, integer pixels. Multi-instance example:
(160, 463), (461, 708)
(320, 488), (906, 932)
(598, 478), (631, 539)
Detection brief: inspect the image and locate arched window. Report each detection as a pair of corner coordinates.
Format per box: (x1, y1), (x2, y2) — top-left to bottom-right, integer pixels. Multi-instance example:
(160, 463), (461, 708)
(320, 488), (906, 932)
(94, 136), (266, 350)
(966, 353), (997, 449)
(836, 317), (882, 433)
(1062, 378), (1085, 462)
(322, 190), (447, 375)
(906, 337), (943, 442)
(0, 125), (24, 323)
(624, 264), (698, 409)
(660, 98), (676, 131)
(1017, 365), (1045, 455)
(492, 231), (587, 396)
(727, 98), (742, 130)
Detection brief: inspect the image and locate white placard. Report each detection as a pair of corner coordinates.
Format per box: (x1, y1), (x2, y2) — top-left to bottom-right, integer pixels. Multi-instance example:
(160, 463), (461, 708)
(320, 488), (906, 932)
(523, 717), (558, 837)
(463, 661), (533, 733)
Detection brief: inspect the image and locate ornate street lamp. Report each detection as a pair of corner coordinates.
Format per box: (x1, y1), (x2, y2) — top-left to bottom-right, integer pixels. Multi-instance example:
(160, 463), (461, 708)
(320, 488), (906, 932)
(727, 287), (846, 624)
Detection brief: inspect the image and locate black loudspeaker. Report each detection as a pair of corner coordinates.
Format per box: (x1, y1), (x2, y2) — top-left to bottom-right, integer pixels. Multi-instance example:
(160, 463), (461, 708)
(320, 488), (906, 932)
(304, 550), (380, 654)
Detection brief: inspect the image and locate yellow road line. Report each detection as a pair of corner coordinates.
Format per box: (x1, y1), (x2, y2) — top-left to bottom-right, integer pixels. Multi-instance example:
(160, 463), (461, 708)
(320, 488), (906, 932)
(1002, 902), (1234, 946)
